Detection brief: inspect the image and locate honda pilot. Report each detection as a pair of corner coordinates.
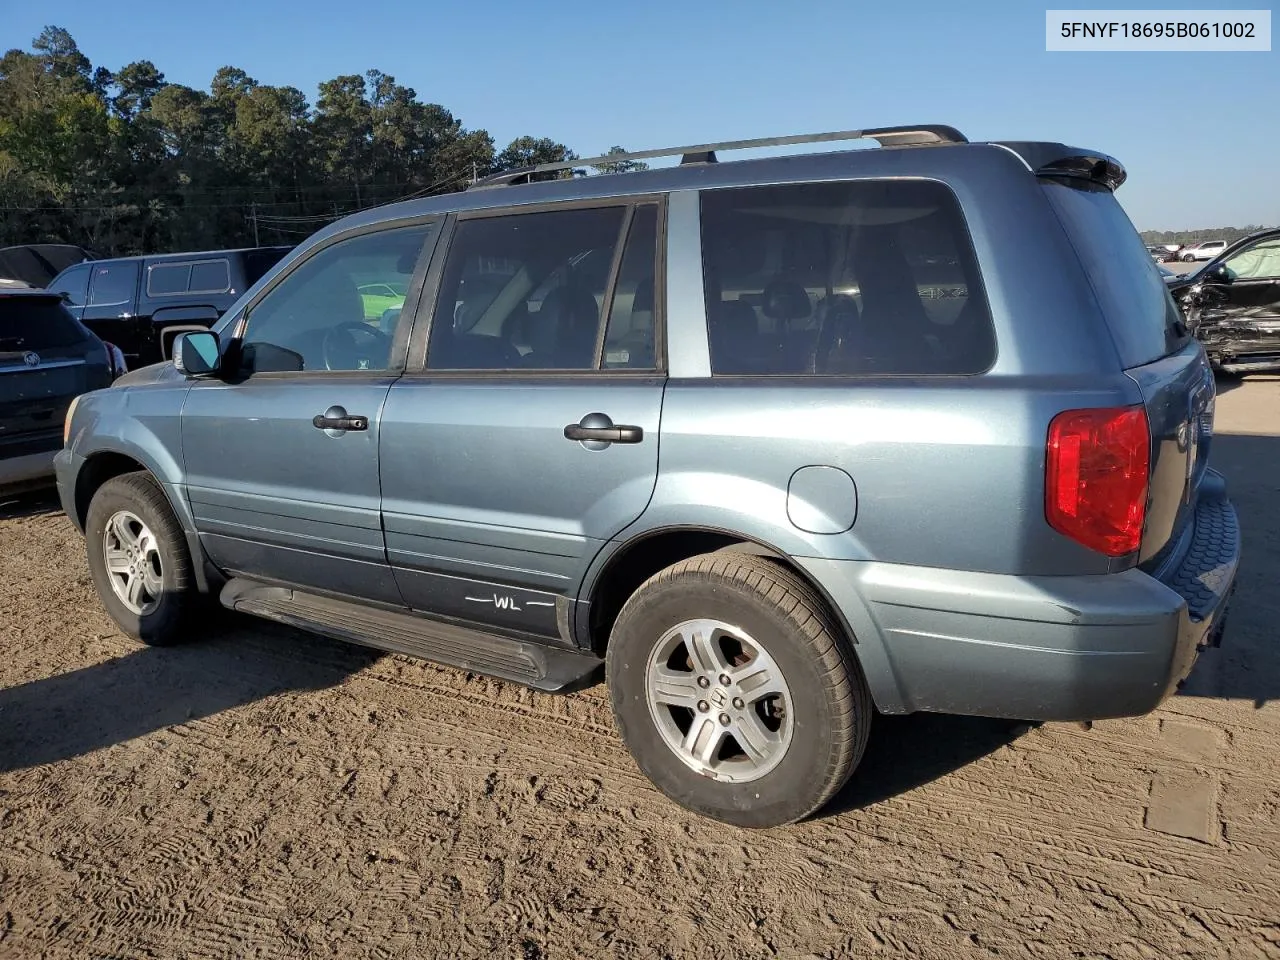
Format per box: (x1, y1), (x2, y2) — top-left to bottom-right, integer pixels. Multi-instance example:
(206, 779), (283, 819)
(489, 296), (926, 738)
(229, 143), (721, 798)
(54, 125), (1241, 827)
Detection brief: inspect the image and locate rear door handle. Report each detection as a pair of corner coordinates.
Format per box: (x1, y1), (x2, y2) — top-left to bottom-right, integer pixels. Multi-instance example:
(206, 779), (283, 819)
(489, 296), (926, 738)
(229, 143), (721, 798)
(313, 407), (368, 432)
(564, 413), (643, 445)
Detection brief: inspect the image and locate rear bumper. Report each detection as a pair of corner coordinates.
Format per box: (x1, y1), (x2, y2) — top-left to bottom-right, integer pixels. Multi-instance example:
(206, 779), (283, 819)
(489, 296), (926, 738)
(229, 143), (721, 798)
(798, 470), (1241, 722)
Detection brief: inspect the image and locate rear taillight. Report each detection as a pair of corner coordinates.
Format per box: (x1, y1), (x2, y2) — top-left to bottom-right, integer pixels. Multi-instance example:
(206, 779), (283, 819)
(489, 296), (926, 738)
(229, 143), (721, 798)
(1046, 405), (1150, 557)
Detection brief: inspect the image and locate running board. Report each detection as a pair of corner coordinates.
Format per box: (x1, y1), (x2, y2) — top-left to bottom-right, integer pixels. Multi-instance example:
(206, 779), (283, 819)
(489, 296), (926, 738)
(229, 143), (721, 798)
(219, 578), (604, 694)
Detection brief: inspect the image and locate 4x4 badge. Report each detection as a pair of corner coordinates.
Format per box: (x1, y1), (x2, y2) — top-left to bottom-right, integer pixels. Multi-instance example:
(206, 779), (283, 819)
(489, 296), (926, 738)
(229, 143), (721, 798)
(23, 351), (40, 367)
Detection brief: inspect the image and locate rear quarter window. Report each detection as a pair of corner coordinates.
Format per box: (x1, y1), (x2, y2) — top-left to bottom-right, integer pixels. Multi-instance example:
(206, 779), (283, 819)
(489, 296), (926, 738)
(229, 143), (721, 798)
(1041, 179), (1188, 368)
(0, 297), (90, 351)
(699, 178), (996, 376)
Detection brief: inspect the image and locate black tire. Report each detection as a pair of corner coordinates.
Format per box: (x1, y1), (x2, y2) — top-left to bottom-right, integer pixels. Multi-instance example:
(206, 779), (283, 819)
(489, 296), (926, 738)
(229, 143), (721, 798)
(1183, 253), (1196, 262)
(84, 471), (199, 646)
(605, 552), (872, 828)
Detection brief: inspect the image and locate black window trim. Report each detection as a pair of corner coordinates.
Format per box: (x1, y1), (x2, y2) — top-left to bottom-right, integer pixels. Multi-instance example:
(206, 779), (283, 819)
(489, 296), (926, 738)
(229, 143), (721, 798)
(220, 215), (445, 382)
(404, 192), (669, 379)
(146, 257), (233, 298)
(696, 175), (999, 380)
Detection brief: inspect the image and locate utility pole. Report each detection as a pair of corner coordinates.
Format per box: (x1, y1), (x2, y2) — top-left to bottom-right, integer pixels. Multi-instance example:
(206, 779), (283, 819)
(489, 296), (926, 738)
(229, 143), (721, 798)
(250, 202), (259, 246)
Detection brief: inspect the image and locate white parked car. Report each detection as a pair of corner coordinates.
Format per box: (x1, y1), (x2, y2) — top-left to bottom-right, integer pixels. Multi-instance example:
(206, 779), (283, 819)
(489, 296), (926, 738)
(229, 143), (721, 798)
(1182, 240), (1228, 261)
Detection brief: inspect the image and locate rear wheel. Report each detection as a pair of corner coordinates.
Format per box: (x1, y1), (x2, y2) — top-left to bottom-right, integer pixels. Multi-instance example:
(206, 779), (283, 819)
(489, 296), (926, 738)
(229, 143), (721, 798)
(84, 472), (199, 646)
(606, 552), (871, 827)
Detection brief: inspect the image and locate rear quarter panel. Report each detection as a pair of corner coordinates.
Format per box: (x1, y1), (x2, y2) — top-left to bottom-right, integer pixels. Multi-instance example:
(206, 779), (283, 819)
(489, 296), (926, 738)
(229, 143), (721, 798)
(638, 147), (1141, 580)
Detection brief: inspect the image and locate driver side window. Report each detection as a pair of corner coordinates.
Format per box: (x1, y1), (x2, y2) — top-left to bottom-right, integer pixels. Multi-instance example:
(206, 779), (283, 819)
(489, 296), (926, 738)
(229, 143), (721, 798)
(238, 222), (437, 373)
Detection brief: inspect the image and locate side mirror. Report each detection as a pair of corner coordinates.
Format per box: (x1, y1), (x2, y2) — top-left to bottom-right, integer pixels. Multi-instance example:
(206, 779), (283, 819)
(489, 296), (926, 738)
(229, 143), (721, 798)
(1207, 263), (1232, 284)
(173, 331), (221, 377)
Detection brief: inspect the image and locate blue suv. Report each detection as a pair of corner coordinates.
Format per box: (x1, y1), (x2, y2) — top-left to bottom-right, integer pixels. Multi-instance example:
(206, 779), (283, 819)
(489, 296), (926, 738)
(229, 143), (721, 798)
(55, 125), (1241, 827)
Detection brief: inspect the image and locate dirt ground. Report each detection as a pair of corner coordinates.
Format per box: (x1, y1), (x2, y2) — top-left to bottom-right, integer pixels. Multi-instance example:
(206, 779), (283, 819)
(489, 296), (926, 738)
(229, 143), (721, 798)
(2, 379), (1278, 960)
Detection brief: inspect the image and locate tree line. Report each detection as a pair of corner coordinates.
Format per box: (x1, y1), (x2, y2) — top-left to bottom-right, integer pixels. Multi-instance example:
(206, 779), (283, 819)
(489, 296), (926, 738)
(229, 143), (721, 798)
(0, 26), (646, 257)
(1140, 226), (1274, 246)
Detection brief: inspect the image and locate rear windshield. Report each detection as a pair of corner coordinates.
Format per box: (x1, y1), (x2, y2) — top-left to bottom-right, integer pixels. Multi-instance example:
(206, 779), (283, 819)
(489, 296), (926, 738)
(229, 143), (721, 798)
(699, 178), (996, 376)
(0, 297), (89, 351)
(1042, 179), (1188, 368)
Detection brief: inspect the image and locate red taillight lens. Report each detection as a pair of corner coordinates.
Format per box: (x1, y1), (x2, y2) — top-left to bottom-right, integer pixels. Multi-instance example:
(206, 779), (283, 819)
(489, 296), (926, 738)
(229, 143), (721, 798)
(1046, 405), (1150, 557)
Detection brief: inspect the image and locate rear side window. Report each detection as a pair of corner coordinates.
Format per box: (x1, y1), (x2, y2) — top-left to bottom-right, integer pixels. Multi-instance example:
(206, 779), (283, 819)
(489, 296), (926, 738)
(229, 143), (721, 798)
(1042, 179), (1187, 368)
(427, 203), (659, 372)
(0, 297), (89, 350)
(148, 263), (189, 296)
(699, 179), (996, 376)
(147, 259), (232, 297)
(190, 260), (231, 293)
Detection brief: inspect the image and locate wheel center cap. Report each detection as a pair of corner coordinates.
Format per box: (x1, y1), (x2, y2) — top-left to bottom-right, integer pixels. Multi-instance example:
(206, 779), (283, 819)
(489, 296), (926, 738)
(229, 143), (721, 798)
(709, 686), (730, 710)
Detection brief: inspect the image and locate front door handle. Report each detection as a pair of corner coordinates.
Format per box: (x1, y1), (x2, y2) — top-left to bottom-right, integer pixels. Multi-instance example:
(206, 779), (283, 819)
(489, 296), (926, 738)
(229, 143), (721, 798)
(313, 405), (368, 432)
(564, 413), (643, 445)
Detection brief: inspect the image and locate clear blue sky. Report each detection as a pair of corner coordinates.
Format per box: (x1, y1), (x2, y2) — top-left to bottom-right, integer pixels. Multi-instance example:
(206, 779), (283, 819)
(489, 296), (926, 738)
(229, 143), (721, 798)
(5, 0), (1276, 231)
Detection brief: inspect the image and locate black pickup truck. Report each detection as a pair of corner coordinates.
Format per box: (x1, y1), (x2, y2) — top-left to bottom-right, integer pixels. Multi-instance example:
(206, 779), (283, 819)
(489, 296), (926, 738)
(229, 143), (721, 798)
(46, 246), (291, 368)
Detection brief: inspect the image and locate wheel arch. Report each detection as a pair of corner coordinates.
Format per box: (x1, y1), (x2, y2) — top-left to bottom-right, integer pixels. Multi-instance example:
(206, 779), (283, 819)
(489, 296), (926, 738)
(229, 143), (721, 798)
(72, 444), (219, 595)
(578, 524), (861, 658)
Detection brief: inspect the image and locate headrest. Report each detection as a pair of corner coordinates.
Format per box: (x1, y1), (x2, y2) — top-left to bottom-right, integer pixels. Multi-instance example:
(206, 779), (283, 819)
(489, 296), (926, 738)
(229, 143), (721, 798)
(530, 284), (600, 362)
(760, 280), (811, 321)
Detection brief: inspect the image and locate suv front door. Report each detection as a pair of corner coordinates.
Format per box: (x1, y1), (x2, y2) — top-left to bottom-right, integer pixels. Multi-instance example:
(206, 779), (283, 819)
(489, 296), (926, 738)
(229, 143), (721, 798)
(180, 221), (439, 604)
(379, 201), (665, 642)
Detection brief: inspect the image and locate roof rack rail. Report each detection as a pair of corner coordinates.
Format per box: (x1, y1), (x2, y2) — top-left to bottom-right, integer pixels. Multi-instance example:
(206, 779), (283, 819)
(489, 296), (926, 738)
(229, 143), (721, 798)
(468, 124), (968, 189)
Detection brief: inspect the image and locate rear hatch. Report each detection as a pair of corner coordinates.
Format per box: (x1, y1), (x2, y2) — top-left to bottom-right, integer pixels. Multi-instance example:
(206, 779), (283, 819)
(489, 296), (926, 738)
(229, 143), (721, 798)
(0, 294), (112, 460)
(1042, 177), (1213, 565)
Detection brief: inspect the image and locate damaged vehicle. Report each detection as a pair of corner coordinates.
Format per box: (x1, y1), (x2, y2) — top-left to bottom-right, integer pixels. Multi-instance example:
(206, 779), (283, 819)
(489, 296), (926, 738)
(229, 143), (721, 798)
(1168, 228), (1280, 374)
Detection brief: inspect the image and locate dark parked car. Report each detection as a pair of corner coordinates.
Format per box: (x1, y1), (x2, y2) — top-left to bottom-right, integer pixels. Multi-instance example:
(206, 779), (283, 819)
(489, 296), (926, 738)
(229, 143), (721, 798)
(56, 125), (1239, 827)
(1, 289), (123, 494)
(1167, 228), (1280, 374)
(46, 246), (292, 368)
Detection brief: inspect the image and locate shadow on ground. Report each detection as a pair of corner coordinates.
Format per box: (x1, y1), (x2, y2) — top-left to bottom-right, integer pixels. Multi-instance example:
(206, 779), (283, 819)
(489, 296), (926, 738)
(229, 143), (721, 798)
(0, 487), (60, 520)
(1176, 431), (1280, 708)
(823, 713), (1029, 816)
(1214, 372), (1280, 398)
(0, 617), (380, 774)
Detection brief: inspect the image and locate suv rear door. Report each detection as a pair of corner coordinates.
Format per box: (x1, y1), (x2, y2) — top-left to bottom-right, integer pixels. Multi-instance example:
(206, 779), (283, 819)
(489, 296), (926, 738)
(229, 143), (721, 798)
(1042, 178), (1213, 563)
(80, 260), (148, 367)
(380, 200), (665, 641)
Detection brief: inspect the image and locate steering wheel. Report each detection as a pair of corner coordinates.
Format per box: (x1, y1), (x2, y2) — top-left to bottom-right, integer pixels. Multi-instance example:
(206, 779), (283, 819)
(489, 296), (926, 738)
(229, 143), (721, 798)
(322, 320), (392, 371)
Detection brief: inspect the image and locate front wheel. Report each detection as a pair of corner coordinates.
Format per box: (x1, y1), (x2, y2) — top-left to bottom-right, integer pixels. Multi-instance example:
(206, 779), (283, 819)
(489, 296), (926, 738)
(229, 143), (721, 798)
(84, 471), (200, 645)
(606, 552), (872, 828)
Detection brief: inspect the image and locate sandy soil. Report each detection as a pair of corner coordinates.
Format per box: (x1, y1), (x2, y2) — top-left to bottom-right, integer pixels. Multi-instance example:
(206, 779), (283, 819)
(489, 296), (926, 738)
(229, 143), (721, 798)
(1, 378), (1278, 960)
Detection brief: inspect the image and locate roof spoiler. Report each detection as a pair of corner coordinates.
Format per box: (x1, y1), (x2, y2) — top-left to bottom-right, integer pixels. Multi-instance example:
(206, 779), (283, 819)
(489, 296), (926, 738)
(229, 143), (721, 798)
(994, 141), (1127, 191)
(470, 124), (969, 189)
